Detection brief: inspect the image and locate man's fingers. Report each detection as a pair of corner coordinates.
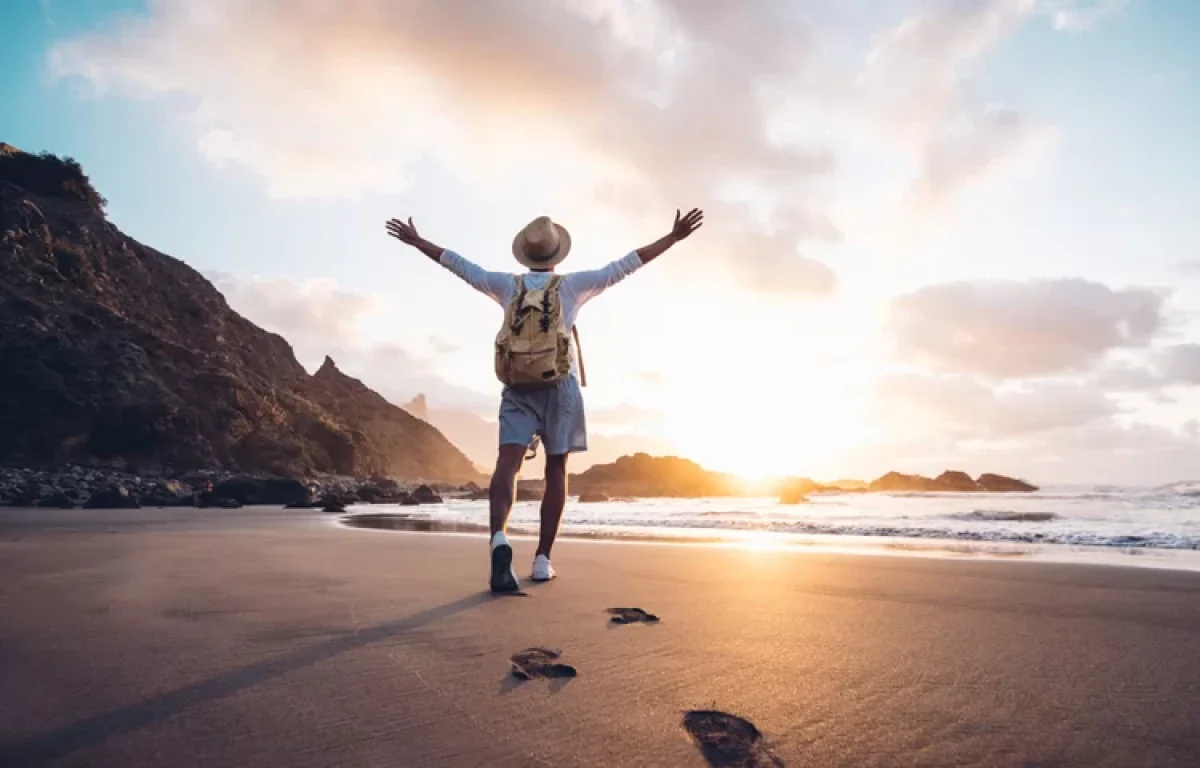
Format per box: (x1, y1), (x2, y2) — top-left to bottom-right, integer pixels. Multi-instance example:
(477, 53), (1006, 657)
(386, 217), (419, 241)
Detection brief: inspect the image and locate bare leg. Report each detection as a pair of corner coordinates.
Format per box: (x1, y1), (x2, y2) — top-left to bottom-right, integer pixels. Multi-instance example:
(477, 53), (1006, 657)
(489, 444), (527, 536)
(537, 453), (569, 558)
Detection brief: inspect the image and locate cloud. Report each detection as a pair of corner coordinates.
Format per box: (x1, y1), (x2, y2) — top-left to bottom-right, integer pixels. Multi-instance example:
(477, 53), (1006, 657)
(1179, 260), (1200, 276)
(50, 0), (851, 296)
(50, 0), (1110, 297)
(872, 373), (1118, 440)
(207, 272), (380, 346)
(855, 0), (1056, 206)
(1097, 344), (1200, 391)
(1044, 0), (1130, 31)
(208, 271), (496, 414)
(889, 279), (1168, 378)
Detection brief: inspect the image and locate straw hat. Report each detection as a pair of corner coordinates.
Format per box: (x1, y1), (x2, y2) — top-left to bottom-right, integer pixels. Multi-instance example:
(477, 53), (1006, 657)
(512, 216), (571, 270)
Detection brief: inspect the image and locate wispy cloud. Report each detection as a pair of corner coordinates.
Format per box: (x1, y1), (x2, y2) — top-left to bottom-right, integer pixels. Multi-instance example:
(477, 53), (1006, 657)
(889, 278), (1169, 378)
(1043, 0), (1131, 31)
(47, 0), (1098, 297)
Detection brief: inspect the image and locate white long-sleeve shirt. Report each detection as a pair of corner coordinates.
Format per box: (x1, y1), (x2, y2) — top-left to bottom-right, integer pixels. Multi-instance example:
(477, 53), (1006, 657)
(439, 249), (644, 378)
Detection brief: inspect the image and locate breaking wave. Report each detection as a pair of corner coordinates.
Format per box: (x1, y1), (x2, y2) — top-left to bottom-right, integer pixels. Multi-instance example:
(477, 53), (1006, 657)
(951, 509), (1059, 523)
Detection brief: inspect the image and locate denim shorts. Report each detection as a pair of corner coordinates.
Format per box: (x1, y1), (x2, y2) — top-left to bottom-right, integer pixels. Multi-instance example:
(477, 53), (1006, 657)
(498, 376), (587, 456)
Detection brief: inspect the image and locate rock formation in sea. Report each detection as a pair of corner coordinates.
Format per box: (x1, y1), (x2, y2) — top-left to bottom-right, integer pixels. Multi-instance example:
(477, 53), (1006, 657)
(570, 453), (743, 498)
(867, 471), (1036, 493)
(975, 473), (1038, 493)
(0, 144), (479, 483)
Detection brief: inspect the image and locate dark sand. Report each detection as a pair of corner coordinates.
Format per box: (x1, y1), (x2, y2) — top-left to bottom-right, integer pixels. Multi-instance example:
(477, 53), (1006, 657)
(1, 506), (1199, 767)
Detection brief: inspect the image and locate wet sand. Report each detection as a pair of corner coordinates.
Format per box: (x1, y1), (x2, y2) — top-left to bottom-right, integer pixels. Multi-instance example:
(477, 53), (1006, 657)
(1, 506), (1199, 767)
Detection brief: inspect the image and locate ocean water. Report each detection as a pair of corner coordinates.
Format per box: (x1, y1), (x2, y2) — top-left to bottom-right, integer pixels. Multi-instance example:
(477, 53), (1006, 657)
(346, 482), (1200, 571)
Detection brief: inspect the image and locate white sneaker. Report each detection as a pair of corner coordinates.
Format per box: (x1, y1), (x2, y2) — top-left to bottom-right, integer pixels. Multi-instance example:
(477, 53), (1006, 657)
(531, 554), (556, 582)
(489, 532), (520, 593)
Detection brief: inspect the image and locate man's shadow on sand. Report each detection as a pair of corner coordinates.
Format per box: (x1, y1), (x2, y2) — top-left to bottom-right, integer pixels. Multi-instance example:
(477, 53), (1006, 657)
(0, 592), (494, 767)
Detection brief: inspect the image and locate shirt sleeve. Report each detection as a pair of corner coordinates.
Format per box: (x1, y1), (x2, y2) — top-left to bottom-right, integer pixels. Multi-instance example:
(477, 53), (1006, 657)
(561, 251), (644, 306)
(438, 250), (514, 305)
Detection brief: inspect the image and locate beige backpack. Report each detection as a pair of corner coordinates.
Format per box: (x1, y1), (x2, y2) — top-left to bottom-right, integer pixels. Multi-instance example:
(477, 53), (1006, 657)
(494, 275), (586, 390)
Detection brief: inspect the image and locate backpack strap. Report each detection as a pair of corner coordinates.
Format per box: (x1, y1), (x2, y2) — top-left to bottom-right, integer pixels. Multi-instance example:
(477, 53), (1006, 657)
(510, 275), (527, 334)
(545, 275), (584, 386)
(572, 325), (587, 388)
(542, 275), (565, 332)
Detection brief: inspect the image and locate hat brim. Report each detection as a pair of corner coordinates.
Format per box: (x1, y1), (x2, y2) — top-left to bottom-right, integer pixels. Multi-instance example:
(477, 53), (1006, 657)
(513, 223), (571, 270)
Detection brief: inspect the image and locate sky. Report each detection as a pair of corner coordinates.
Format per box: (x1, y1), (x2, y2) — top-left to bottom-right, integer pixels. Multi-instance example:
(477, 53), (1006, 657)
(3, 0), (1199, 484)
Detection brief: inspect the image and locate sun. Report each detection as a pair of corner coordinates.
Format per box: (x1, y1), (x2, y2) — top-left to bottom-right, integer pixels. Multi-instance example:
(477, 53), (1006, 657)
(663, 376), (866, 482)
(647, 293), (877, 482)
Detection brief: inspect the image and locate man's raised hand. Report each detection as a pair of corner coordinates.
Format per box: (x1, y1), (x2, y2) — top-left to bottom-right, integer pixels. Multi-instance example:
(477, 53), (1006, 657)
(386, 217), (422, 246)
(634, 207), (705, 265)
(385, 217), (444, 261)
(671, 208), (704, 241)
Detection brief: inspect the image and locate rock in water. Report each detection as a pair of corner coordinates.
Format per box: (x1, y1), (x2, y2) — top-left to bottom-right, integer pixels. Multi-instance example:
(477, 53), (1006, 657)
(84, 485), (140, 509)
(0, 146), (481, 484)
(778, 486), (809, 505)
(931, 470), (980, 492)
(976, 473), (1038, 492)
(868, 471), (935, 492)
(413, 485), (443, 504)
(578, 491), (610, 503)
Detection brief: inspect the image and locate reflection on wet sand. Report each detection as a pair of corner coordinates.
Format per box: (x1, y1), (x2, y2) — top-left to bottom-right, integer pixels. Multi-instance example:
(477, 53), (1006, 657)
(340, 513), (741, 546)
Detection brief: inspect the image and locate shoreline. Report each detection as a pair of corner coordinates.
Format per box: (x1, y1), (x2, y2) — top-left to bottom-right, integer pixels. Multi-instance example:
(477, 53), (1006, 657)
(337, 509), (1200, 574)
(4, 502), (1197, 573)
(3, 506), (1199, 767)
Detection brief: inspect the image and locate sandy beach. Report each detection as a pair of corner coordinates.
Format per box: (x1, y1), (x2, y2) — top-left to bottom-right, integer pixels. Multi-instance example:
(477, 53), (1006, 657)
(2, 507), (1199, 767)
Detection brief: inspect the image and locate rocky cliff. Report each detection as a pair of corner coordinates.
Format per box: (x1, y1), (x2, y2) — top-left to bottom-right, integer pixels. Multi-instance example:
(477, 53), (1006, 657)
(0, 145), (479, 482)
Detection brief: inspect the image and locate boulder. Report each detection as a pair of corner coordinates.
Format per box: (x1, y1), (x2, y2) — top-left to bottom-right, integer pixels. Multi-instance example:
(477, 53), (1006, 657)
(578, 491), (610, 503)
(321, 494), (347, 513)
(36, 490), (77, 509)
(930, 470), (980, 492)
(216, 497), (242, 509)
(413, 484), (443, 504)
(398, 492), (420, 506)
(467, 486), (540, 502)
(84, 485), (141, 509)
(10, 483), (52, 506)
(140, 480), (193, 507)
(355, 484), (391, 503)
(369, 474), (400, 491)
(211, 476), (310, 506)
(976, 473), (1038, 493)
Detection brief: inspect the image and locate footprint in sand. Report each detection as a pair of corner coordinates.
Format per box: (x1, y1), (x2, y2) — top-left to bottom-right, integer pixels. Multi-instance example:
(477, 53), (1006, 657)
(606, 607), (660, 624)
(509, 647), (578, 681)
(682, 710), (784, 767)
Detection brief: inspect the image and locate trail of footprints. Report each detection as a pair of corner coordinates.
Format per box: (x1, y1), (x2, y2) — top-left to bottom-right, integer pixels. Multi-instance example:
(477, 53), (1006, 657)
(508, 607), (784, 767)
